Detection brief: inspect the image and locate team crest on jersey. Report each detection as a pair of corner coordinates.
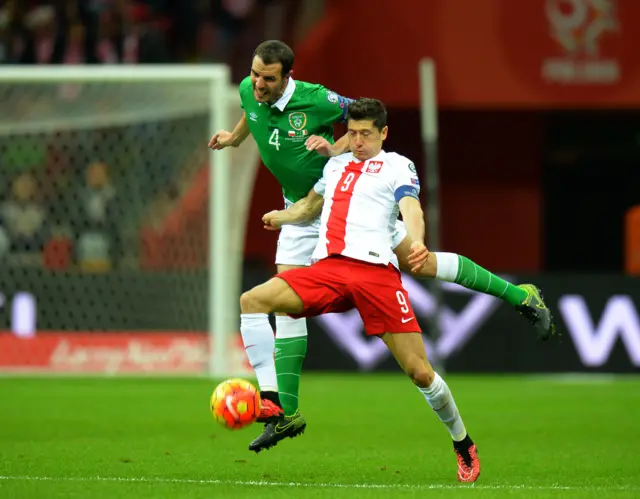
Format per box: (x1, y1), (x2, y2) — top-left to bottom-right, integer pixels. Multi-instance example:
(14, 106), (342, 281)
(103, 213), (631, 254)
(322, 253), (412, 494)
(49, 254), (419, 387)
(408, 162), (417, 173)
(288, 112), (307, 131)
(327, 91), (339, 103)
(366, 161), (383, 173)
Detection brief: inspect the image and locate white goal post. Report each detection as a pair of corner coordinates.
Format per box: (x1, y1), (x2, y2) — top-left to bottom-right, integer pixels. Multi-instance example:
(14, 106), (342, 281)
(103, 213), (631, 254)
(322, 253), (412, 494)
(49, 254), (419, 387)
(418, 58), (446, 372)
(0, 64), (255, 377)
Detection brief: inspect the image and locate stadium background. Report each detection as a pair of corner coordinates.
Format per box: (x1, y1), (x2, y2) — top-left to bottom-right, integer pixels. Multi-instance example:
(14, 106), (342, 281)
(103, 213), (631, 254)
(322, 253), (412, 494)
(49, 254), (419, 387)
(1, 2), (639, 498)
(1, 0), (638, 375)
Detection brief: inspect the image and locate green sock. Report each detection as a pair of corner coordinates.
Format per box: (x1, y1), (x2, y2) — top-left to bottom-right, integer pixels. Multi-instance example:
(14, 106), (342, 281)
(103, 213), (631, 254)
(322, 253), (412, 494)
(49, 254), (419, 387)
(274, 336), (307, 416)
(453, 255), (527, 306)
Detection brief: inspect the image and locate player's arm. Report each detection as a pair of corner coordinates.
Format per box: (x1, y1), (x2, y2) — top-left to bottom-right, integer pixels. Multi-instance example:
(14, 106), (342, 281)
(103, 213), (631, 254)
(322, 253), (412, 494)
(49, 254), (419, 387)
(262, 188), (324, 230)
(399, 197), (425, 246)
(316, 87), (353, 125)
(304, 86), (354, 156)
(208, 114), (251, 150)
(331, 133), (350, 155)
(397, 197), (429, 272)
(394, 233), (437, 277)
(263, 161), (330, 229)
(392, 220), (437, 277)
(394, 158), (429, 272)
(305, 132), (350, 157)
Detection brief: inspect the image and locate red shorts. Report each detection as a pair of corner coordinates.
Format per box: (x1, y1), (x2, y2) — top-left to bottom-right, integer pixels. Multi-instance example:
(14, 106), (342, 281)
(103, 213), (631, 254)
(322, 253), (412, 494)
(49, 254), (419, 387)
(276, 256), (421, 336)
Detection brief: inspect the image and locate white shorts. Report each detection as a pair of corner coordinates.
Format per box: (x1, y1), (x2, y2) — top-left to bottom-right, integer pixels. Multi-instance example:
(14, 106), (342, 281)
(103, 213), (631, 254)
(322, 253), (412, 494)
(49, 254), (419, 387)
(275, 198), (408, 268)
(275, 218), (323, 266)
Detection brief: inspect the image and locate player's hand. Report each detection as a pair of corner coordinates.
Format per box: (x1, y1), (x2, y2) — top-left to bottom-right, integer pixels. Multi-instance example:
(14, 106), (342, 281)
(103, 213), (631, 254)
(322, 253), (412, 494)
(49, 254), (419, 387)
(208, 130), (235, 150)
(408, 241), (429, 273)
(305, 135), (334, 157)
(262, 210), (284, 231)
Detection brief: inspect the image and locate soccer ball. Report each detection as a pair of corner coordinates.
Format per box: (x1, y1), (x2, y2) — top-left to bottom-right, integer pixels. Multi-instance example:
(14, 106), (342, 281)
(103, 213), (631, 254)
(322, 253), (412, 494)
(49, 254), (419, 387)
(210, 378), (261, 430)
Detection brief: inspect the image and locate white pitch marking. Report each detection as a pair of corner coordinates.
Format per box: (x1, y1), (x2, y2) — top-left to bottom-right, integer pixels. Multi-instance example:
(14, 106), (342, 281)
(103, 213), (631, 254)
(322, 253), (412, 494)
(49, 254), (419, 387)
(0, 475), (637, 492)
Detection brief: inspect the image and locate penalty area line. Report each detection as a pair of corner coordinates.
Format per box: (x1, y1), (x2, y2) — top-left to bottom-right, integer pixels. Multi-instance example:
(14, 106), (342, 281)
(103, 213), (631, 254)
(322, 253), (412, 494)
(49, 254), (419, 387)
(0, 475), (638, 492)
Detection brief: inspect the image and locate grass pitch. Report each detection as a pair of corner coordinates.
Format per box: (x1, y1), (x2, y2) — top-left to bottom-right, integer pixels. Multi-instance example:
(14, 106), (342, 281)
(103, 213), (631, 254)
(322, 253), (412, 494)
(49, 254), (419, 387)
(0, 374), (638, 498)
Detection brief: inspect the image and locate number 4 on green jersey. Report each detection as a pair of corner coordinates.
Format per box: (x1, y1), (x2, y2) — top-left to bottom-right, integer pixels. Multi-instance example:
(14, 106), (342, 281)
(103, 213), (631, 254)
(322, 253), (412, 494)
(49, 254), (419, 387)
(240, 76), (353, 203)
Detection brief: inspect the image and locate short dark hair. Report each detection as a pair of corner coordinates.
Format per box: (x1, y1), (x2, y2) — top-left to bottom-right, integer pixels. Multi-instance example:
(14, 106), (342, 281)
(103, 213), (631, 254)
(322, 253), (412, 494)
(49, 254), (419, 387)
(253, 40), (294, 77)
(346, 98), (388, 131)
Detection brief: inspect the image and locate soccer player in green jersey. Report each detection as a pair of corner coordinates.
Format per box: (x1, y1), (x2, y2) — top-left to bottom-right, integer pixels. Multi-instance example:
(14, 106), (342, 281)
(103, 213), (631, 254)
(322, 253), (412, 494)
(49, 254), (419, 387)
(208, 40), (355, 433)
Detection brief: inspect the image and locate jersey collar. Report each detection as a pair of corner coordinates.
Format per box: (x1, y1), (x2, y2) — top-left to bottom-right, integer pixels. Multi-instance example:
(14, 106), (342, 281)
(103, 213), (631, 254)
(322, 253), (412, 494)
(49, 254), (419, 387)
(271, 77), (296, 111)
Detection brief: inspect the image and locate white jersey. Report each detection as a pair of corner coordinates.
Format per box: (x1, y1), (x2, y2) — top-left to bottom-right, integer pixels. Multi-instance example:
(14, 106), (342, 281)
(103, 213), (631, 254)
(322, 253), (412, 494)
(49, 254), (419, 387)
(312, 150), (420, 265)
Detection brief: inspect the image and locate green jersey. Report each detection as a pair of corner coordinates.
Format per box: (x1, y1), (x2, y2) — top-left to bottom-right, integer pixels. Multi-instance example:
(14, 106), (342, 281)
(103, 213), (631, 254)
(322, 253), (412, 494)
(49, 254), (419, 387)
(239, 76), (353, 203)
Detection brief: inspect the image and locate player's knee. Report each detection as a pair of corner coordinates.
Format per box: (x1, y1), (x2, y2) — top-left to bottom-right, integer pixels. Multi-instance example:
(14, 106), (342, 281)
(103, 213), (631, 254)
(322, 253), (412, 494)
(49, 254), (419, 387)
(240, 289), (271, 314)
(406, 363), (435, 388)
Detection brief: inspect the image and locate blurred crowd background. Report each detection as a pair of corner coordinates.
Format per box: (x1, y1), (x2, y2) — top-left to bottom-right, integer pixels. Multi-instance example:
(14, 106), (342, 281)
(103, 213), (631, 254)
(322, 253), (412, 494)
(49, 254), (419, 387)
(0, 0), (314, 70)
(0, 0), (313, 271)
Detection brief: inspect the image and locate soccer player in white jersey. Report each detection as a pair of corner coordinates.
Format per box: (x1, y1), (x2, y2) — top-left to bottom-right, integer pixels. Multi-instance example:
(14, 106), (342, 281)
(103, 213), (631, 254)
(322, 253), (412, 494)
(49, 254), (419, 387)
(241, 98), (482, 482)
(212, 42), (555, 455)
(242, 98), (556, 481)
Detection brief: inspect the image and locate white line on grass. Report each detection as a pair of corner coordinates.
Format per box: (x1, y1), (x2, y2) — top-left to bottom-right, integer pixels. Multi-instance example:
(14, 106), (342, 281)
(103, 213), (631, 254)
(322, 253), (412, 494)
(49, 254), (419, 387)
(525, 373), (622, 385)
(0, 475), (637, 492)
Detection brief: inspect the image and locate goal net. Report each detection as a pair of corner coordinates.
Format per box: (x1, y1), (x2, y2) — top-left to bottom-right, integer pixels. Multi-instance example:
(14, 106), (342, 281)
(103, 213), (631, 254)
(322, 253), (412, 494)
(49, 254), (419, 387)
(0, 65), (258, 376)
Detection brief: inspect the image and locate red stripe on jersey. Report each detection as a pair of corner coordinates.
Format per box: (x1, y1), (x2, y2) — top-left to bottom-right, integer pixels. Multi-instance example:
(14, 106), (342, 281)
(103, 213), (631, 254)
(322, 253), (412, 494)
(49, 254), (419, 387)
(326, 162), (363, 256)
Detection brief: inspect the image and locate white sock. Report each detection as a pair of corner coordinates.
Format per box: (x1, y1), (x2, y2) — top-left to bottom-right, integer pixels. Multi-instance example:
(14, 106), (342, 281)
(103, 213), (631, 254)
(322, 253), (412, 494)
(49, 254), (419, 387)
(275, 316), (308, 339)
(240, 313), (278, 392)
(418, 372), (467, 441)
(433, 252), (460, 282)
